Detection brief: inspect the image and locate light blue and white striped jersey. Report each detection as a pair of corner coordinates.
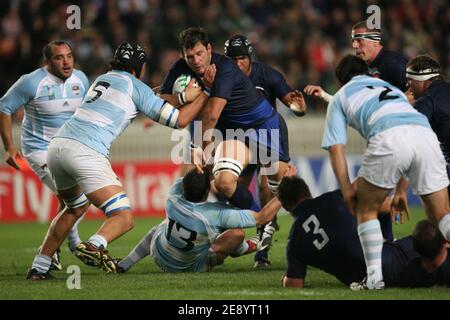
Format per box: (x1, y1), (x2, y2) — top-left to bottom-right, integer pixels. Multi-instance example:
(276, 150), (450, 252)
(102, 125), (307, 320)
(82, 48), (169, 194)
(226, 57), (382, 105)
(56, 70), (170, 157)
(322, 75), (430, 150)
(152, 178), (256, 272)
(0, 67), (89, 155)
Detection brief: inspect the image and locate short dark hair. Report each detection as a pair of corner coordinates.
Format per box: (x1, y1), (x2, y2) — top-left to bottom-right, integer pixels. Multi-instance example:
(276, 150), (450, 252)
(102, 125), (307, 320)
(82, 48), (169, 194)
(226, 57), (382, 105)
(352, 20), (382, 34)
(42, 40), (72, 61)
(335, 54), (369, 84)
(278, 176), (312, 212)
(412, 220), (446, 260)
(182, 168), (211, 202)
(179, 27), (210, 51)
(407, 54), (443, 81)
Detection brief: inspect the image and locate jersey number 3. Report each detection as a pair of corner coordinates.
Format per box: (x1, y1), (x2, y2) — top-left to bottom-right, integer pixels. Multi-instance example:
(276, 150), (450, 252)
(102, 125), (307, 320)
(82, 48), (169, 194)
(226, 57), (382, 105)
(302, 215), (330, 250)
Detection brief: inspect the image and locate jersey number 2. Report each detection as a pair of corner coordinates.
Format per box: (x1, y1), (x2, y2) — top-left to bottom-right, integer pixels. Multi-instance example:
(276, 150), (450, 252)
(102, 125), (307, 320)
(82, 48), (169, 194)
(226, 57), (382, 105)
(302, 215), (330, 250)
(366, 85), (399, 102)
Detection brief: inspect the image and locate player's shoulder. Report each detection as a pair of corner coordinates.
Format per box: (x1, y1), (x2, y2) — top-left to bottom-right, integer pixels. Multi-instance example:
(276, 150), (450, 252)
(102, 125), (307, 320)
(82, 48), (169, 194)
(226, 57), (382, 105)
(212, 52), (234, 68)
(71, 69), (89, 83)
(379, 49), (407, 66)
(12, 67), (46, 94)
(21, 67), (47, 85)
(170, 57), (191, 72)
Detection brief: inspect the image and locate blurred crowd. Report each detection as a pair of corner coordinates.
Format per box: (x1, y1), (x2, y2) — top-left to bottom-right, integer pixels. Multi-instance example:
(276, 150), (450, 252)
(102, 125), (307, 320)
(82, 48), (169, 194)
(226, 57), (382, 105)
(0, 0), (449, 113)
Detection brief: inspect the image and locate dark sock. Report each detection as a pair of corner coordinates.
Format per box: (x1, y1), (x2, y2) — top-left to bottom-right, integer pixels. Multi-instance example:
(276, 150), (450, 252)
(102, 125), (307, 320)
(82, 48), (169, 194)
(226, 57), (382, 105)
(378, 212), (394, 242)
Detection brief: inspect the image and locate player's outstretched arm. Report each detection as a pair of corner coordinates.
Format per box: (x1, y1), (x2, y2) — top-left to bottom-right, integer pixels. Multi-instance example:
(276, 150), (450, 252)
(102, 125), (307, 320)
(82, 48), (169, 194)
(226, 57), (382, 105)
(176, 90), (209, 129)
(329, 144), (355, 215)
(304, 85), (333, 103)
(252, 197), (282, 226)
(0, 112), (23, 170)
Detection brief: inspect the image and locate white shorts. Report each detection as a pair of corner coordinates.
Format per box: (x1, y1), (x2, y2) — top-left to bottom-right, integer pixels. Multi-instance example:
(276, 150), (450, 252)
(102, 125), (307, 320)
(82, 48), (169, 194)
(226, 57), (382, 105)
(24, 150), (57, 192)
(359, 125), (449, 195)
(47, 138), (122, 194)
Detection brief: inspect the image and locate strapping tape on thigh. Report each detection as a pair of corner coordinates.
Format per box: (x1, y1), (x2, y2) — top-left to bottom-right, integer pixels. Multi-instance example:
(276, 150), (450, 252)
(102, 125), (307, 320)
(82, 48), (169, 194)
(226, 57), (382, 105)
(99, 191), (131, 217)
(212, 157), (243, 177)
(267, 179), (280, 194)
(64, 193), (88, 209)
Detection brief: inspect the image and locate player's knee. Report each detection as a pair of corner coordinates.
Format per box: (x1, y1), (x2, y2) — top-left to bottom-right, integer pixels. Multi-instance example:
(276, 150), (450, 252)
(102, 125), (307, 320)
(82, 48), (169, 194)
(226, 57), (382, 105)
(214, 173), (238, 198)
(229, 228), (245, 242)
(213, 157), (243, 181)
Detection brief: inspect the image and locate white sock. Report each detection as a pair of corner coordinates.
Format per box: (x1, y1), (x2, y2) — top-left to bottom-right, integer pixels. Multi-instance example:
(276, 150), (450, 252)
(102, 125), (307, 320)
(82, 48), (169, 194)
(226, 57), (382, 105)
(438, 213), (450, 241)
(88, 234), (108, 249)
(67, 213), (85, 251)
(358, 219), (384, 283)
(31, 254), (52, 274)
(231, 241), (249, 257)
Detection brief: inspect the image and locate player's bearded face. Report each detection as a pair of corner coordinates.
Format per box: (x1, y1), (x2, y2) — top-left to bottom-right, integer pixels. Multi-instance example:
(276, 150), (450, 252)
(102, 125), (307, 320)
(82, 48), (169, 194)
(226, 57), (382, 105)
(183, 42), (212, 76)
(47, 44), (74, 80)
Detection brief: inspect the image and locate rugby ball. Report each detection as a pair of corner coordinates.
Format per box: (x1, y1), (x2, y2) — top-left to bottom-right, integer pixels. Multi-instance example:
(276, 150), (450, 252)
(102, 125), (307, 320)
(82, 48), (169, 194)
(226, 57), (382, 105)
(172, 74), (199, 94)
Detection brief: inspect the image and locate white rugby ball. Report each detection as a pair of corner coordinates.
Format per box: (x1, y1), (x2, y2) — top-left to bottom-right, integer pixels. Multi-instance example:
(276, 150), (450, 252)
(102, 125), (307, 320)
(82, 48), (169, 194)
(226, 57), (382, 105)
(172, 74), (199, 94)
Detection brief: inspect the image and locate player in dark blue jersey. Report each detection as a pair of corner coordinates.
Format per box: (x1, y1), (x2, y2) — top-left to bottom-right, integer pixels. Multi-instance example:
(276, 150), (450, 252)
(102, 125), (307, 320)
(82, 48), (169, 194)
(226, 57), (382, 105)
(223, 34), (307, 269)
(406, 55), (450, 196)
(277, 176), (450, 289)
(163, 28), (292, 223)
(305, 20), (408, 102)
(351, 20), (407, 92)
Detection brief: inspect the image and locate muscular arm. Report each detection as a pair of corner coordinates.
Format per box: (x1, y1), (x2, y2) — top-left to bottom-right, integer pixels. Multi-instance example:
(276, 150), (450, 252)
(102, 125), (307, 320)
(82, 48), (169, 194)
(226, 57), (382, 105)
(0, 112), (22, 170)
(176, 92), (209, 129)
(251, 197), (282, 226)
(329, 144), (355, 214)
(200, 96), (227, 148)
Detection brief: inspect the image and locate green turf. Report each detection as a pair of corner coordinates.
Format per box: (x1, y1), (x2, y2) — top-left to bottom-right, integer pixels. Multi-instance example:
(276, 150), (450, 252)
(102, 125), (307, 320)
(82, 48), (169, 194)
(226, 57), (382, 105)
(1, 208), (449, 300)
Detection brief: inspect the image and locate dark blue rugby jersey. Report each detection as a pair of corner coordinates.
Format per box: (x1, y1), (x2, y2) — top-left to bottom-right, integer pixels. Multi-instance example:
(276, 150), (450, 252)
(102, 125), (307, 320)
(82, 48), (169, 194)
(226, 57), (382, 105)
(249, 61), (292, 108)
(382, 237), (450, 287)
(286, 190), (366, 286)
(369, 49), (407, 92)
(286, 190), (450, 287)
(160, 59), (202, 94)
(161, 53), (275, 129)
(413, 80), (450, 164)
(210, 53), (274, 129)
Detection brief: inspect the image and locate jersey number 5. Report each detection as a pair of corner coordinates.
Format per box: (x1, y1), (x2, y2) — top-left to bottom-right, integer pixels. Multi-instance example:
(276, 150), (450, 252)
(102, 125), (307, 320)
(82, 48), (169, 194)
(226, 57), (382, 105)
(85, 81), (111, 103)
(302, 215), (330, 250)
(166, 218), (197, 251)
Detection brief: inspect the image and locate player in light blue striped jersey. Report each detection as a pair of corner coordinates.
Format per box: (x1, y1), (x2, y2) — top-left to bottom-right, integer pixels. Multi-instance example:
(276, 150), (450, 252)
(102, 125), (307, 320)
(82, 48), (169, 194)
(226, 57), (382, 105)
(26, 42), (209, 280)
(0, 40), (89, 270)
(322, 55), (450, 290)
(116, 166), (287, 273)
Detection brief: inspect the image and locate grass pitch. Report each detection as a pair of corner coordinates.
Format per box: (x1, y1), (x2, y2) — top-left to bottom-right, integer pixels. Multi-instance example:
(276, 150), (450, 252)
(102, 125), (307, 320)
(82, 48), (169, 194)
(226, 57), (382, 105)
(1, 208), (449, 300)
